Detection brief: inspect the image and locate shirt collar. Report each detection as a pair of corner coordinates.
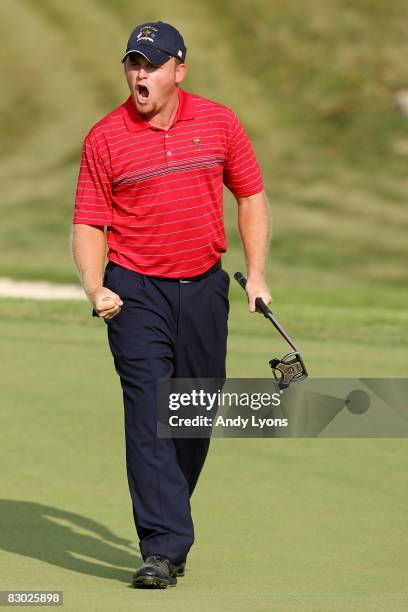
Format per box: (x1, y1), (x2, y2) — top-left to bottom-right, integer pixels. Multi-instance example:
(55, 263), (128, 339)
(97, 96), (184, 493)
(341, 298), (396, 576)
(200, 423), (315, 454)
(122, 87), (195, 132)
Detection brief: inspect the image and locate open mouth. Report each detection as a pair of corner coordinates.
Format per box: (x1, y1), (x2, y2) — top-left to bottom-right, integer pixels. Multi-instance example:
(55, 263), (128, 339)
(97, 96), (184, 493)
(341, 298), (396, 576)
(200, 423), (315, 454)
(137, 84), (150, 103)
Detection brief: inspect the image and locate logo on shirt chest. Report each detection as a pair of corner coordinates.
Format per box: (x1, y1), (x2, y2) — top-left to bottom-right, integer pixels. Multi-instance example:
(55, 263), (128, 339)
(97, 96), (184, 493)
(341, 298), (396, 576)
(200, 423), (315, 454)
(192, 137), (201, 151)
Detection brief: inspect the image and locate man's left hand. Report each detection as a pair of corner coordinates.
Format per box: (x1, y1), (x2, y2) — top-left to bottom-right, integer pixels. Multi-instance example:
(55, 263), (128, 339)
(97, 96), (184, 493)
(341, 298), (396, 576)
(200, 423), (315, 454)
(245, 274), (272, 313)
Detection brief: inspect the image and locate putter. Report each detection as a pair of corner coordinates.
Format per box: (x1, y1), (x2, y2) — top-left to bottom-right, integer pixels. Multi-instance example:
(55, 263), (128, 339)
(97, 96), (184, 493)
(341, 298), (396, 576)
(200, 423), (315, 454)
(234, 272), (308, 390)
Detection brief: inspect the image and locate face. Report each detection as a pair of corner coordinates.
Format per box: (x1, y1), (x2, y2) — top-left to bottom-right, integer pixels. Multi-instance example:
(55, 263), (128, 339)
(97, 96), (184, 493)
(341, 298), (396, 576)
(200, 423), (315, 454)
(124, 53), (186, 118)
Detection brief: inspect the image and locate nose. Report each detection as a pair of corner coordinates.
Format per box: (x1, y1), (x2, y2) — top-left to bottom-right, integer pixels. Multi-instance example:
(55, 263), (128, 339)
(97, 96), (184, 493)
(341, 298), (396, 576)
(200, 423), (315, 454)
(137, 65), (149, 78)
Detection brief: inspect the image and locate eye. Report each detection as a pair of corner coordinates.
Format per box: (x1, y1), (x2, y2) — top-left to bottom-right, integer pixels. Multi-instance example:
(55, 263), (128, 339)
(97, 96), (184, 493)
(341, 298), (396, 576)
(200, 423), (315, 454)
(128, 56), (140, 67)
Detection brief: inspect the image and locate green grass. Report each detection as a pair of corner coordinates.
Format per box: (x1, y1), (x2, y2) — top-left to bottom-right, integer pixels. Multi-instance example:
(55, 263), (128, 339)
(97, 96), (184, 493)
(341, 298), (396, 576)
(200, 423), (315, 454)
(1, 297), (408, 611)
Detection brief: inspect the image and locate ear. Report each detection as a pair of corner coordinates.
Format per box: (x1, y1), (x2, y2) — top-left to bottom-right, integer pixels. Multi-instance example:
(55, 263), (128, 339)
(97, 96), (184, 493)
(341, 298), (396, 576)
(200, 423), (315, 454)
(175, 62), (187, 85)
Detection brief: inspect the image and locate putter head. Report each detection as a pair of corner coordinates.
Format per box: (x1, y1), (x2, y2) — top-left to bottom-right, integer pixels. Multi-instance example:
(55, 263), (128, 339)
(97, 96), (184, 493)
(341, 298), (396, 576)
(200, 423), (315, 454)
(269, 351), (308, 391)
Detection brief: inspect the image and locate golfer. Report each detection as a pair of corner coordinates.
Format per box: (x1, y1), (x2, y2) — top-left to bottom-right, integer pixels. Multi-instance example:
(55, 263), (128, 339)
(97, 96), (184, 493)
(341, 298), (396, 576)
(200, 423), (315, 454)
(71, 20), (271, 589)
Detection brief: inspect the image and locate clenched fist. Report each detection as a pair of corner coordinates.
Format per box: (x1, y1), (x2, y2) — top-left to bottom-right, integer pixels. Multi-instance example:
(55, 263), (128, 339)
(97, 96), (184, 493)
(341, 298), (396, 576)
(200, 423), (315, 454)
(91, 287), (123, 320)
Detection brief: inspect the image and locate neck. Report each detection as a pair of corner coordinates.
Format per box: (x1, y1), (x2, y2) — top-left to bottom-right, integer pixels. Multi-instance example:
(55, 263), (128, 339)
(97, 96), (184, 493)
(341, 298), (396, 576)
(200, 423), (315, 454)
(148, 89), (180, 131)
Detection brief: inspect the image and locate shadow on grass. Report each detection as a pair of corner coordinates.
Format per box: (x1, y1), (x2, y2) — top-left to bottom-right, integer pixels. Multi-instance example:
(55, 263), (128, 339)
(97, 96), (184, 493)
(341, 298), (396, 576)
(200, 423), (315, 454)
(0, 500), (140, 583)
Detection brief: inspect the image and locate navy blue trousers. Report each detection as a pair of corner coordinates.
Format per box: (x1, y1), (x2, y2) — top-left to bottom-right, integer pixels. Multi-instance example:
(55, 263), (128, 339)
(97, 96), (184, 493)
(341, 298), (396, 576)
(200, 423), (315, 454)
(103, 260), (229, 565)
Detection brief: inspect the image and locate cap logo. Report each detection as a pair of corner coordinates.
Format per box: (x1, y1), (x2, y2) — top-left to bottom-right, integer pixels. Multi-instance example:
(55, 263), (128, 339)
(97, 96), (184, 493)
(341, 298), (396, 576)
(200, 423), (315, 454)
(177, 50), (182, 57)
(137, 25), (158, 43)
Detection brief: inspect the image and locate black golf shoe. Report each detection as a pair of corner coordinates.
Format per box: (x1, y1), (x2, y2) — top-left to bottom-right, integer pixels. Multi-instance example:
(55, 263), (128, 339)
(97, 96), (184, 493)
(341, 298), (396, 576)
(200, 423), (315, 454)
(132, 554), (178, 588)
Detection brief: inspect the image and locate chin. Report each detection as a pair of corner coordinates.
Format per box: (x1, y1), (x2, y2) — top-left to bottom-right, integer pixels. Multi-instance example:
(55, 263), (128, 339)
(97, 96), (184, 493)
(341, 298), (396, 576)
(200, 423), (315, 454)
(134, 98), (154, 116)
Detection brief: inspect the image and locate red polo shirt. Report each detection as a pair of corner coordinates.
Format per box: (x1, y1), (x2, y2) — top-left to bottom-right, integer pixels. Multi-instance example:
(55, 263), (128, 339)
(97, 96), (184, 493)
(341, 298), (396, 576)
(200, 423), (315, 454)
(73, 87), (263, 278)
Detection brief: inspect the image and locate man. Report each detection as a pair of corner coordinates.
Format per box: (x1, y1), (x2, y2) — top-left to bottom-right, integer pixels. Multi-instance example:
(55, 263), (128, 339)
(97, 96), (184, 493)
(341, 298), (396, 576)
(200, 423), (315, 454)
(71, 21), (271, 589)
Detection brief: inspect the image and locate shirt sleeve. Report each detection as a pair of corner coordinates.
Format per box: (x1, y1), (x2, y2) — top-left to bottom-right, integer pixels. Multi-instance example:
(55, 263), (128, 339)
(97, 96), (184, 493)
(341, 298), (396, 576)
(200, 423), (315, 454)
(73, 132), (113, 226)
(223, 110), (264, 198)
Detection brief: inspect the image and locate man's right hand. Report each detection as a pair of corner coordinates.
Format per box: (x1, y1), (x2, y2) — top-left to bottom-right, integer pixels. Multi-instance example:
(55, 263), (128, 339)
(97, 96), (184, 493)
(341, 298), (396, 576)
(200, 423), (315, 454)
(91, 287), (123, 320)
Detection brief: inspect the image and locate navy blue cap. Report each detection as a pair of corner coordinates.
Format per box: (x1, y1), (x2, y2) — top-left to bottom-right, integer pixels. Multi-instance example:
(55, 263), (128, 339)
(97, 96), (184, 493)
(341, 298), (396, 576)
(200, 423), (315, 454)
(121, 21), (187, 65)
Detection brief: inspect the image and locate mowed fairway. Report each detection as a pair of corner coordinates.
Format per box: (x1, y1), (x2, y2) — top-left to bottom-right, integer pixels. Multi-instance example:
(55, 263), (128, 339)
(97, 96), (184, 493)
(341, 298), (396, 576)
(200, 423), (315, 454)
(0, 295), (407, 611)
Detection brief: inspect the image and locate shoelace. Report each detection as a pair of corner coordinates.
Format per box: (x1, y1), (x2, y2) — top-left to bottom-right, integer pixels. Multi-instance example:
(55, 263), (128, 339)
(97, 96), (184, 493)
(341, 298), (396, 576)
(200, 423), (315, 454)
(147, 554), (171, 568)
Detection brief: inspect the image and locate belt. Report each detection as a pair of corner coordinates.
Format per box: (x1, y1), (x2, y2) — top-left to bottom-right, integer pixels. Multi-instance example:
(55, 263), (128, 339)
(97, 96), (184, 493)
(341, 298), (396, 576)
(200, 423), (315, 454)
(177, 259), (222, 283)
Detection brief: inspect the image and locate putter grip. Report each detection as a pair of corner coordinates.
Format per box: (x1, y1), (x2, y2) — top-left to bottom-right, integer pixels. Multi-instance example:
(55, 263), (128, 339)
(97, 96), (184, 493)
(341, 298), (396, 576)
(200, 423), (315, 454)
(234, 271), (247, 290)
(234, 272), (272, 318)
